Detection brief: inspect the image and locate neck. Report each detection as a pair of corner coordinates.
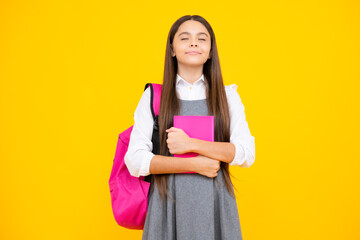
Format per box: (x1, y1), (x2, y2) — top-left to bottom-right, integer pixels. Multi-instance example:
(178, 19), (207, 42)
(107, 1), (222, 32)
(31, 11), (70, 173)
(177, 64), (204, 85)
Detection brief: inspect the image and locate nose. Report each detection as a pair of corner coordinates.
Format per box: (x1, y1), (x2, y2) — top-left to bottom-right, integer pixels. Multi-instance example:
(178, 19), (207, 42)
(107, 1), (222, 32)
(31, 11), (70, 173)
(190, 41), (198, 47)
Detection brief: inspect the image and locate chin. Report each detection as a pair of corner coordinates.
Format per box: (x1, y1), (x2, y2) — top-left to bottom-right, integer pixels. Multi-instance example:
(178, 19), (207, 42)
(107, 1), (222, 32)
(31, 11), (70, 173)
(180, 59), (208, 65)
(181, 62), (206, 67)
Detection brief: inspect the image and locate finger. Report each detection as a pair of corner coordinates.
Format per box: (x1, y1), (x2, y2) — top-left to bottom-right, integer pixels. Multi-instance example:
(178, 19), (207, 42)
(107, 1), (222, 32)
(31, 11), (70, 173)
(166, 128), (175, 133)
(166, 127), (180, 132)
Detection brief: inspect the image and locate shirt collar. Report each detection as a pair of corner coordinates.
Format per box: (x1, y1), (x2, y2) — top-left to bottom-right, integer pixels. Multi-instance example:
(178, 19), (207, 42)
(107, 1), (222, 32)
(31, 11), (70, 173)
(176, 73), (205, 86)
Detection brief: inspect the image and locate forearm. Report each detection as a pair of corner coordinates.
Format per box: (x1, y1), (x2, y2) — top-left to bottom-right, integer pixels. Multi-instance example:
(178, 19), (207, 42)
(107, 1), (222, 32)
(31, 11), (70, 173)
(149, 155), (196, 174)
(190, 138), (235, 164)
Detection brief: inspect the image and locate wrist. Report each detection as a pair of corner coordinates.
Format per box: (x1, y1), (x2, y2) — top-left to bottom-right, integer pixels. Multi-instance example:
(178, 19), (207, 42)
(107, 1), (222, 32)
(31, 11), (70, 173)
(188, 156), (198, 173)
(189, 137), (199, 153)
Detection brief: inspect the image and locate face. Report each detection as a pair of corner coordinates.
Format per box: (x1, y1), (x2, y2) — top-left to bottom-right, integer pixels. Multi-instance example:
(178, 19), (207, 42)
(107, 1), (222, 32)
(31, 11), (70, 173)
(171, 20), (211, 67)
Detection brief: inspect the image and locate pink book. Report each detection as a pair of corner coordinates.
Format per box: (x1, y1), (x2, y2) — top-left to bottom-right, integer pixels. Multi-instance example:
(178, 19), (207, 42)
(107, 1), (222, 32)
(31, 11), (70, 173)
(173, 115), (214, 174)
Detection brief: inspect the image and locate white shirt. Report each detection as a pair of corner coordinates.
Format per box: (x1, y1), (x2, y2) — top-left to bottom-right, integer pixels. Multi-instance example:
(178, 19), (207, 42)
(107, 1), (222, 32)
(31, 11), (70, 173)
(124, 73), (256, 177)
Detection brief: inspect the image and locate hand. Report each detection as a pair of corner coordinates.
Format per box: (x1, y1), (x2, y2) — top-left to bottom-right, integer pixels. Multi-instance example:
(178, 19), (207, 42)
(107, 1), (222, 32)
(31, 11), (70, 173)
(165, 127), (193, 155)
(192, 155), (221, 178)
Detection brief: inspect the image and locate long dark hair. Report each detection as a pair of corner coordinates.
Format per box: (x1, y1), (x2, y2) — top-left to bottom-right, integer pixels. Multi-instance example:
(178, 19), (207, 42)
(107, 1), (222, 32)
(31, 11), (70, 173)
(153, 15), (239, 204)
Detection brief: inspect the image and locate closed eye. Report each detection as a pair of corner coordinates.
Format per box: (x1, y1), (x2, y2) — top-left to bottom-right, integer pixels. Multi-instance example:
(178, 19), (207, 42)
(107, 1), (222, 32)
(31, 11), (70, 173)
(181, 38), (206, 41)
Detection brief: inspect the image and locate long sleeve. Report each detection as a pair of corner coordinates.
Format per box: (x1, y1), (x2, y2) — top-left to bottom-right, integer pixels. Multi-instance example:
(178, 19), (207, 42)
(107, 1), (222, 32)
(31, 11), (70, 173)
(225, 84), (256, 167)
(124, 87), (155, 177)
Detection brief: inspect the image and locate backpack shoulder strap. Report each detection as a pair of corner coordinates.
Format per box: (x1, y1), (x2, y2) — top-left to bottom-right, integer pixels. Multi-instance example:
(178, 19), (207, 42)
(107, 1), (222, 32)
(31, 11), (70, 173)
(143, 83), (162, 183)
(144, 83), (162, 120)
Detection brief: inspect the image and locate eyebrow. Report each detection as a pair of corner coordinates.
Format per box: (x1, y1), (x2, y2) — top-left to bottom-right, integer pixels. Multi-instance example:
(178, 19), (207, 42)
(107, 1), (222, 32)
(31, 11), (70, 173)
(178, 32), (209, 38)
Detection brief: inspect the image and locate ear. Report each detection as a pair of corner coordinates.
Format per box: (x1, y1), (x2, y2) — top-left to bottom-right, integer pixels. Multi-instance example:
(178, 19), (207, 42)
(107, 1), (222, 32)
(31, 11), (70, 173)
(170, 44), (175, 57)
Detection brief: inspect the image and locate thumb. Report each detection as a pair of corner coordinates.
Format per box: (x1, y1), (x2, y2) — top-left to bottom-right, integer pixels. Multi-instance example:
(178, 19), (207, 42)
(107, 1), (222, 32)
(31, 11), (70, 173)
(166, 127), (178, 132)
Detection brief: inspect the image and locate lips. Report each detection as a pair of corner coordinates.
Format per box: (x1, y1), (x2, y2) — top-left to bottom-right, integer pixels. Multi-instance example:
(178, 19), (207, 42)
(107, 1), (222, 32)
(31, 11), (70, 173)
(186, 51), (201, 54)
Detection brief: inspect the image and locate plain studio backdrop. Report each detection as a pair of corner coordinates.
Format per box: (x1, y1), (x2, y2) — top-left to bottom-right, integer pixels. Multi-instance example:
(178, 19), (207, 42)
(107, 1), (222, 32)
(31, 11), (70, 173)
(0, 0), (359, 239)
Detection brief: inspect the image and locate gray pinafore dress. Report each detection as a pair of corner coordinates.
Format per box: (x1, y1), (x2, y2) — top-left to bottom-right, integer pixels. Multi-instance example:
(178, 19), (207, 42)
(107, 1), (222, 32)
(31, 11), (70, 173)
(142, 99), (243, 240)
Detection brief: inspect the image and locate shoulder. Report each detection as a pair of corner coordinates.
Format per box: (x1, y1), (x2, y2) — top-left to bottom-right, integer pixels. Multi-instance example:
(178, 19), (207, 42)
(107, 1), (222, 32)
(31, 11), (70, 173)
(224, 83), (238, 94)
(134, 86), (151, 114)
(224, 83), (241, 100)
(138, 86), (151, 104)
(143, 85), (151, 97)
(224, 83), (244, 111)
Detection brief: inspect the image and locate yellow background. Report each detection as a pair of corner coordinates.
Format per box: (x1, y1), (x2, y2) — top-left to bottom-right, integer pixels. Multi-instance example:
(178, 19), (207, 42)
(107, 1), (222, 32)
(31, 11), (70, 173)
(1, 0), (359, 239)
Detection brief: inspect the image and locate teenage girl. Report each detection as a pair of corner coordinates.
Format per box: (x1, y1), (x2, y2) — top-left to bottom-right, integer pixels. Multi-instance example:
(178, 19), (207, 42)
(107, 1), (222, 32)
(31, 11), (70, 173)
(124, 15), (255, 240)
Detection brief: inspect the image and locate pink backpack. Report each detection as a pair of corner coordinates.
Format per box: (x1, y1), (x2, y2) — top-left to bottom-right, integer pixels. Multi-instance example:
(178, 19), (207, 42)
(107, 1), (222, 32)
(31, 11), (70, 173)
(108, 83), (162, 229)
